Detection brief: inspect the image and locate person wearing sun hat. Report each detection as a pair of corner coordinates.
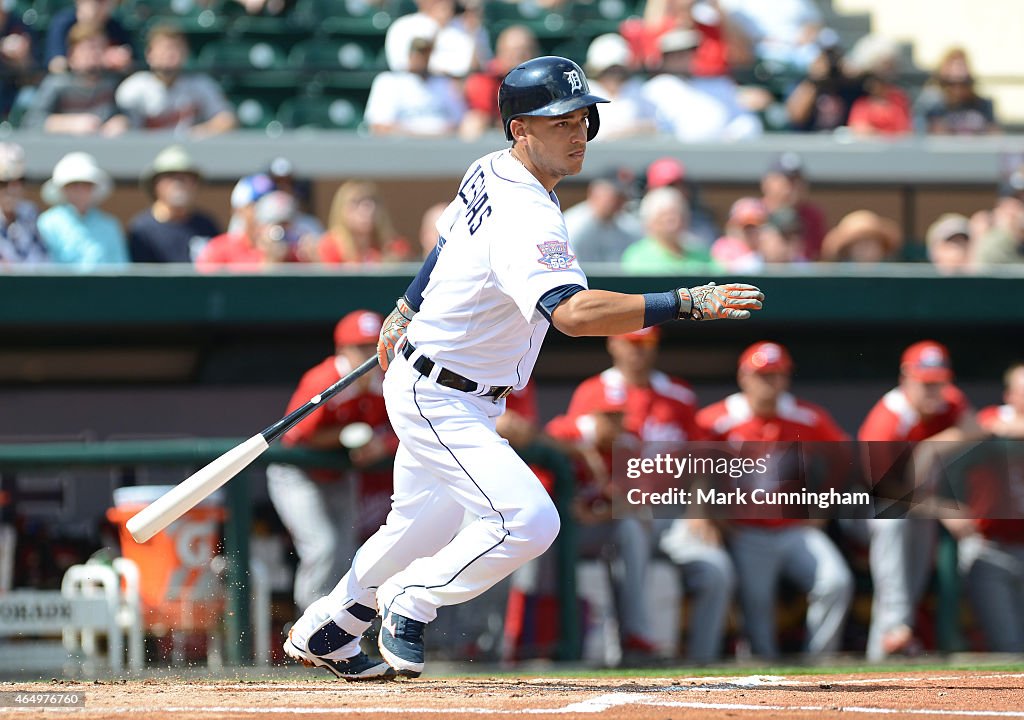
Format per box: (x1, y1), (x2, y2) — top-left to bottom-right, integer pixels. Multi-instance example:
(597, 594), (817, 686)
(37, 151), (127, 268)
(0, 142), (47, 265)
(128, 144), (220, 263)
(857, 339), (986, 661)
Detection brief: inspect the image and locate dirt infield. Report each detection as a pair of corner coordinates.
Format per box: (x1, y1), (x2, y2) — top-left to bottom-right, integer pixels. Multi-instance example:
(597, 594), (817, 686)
(1, 670), (1023, 719)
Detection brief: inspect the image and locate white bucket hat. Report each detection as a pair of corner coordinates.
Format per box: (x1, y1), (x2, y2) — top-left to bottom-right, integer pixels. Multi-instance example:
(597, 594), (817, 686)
(41, 152), (113, 206)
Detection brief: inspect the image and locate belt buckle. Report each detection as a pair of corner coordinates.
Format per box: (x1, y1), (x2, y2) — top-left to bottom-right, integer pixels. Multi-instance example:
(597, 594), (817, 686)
(495, 386), (514, 400)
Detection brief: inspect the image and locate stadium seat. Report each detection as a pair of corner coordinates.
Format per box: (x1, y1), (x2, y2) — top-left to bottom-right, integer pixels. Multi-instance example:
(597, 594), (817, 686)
(292, 0), (393, 36)
(231, 95), (278, 130)
(277, 95), (363, 130)
(197, 38), (297, 100)
(290, 37), (385, 74)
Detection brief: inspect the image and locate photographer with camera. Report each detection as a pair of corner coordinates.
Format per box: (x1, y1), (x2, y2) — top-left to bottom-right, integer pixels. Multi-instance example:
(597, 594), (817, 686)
(784, 29), (866, 132)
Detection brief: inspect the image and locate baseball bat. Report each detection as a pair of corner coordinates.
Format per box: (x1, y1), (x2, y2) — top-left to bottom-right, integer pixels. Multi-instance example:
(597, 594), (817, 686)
(126, 355), (380, 543)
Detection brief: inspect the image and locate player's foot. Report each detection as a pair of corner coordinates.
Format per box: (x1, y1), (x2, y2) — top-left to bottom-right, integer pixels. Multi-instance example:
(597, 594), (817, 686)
(881, 624), (923, 658)
(377, 605), (426, 678)
(284, 629), (395, 681)
(620, 633), (661, 666)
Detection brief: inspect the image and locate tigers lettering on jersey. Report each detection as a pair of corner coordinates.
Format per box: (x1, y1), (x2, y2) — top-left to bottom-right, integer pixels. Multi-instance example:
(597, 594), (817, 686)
(457, 165), (493, 235)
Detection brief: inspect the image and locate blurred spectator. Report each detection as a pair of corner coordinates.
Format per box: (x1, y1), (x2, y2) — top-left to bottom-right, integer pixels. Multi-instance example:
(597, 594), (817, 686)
(232, 0), (296, 16)
(645, 157), (719, 246)
(785, 29), (866, 133)
(620, 0), (751, 77)
(461, 24), (537, 139)
(37, 151), (127, 268)
(698, 342), (853, 658)
(973, 191), (1024, 266)
(846, 35), (912, 137)
(925, 213), (972, 275)
(584, 34), (658, 140)
(0, 3), (36, 118)
(418, 201), (448, 259)
(0, 143), (46, 266)
(365, 33), (465, 136)
(857, 340), (984, 660)
(385, 0), (489, 78)
(759, 207), (806, 264)
(562, 169), (643, 267)
(642, 29), (762, 143)
(916, 48), (999, 136)
(267, 310), (396, 612)
(23, 24), (128, 136)
(45, 0), (133, 75)
(316, 181), (412, 264)
(226, 171), (274, 236)
(115, 24), (237, 137)
(710, 197), (766, 271)
(195, 189), (297, 271)
(821, 210), (902, 263)
(759, 153), (826, 259)
(622, 187), (718, 273)
(719, 0), (822, 71)
(128, 145), (219, 263)
(978, 363), (1024, 439)
(265, 156), (323, 247)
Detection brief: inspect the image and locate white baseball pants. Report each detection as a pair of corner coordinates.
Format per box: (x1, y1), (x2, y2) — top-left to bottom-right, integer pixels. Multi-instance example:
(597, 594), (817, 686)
(291, 353), (560, 657)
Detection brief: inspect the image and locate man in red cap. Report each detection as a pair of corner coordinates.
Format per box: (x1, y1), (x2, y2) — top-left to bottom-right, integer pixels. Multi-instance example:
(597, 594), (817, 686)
(698, 341), (853, 659)
(645, 156), (718, 246)
(857, 340), (984, 660)
(266, 310), (398, 630)
(546, 326), (735, 664)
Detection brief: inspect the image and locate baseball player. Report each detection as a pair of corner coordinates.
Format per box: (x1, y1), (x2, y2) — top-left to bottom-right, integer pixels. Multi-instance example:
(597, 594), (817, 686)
(282, 55), (764, 680)
(857, 340), (985, 660)
(940, 361), (1024, 653)
(549, 325), (735, 663)
(698, 342), (854, 658)
(267, 310), (397, 614)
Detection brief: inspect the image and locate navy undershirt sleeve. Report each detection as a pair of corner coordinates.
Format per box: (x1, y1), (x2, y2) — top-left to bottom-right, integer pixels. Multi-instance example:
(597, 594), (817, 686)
(536, 283), (586, 323)
(403, 238), (443, 311)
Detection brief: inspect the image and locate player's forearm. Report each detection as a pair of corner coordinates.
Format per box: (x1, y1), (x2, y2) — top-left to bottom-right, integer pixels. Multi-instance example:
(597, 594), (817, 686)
(550, 289), (645, 337)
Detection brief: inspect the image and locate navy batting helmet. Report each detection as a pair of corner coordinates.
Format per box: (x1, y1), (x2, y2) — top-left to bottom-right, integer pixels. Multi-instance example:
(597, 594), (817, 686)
(498, 56), (609, 142)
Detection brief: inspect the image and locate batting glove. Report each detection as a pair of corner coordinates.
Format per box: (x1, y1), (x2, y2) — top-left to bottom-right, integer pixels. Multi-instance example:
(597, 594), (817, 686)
(377, 296), (417, 371)
(677, 282), (764, 321)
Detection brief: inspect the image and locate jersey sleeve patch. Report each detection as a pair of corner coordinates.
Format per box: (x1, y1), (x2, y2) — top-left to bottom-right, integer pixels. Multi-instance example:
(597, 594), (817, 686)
(536, 240), (577, 271)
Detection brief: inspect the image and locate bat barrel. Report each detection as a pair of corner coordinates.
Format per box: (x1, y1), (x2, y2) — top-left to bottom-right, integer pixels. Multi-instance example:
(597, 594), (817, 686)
(126, 434), (269, 542)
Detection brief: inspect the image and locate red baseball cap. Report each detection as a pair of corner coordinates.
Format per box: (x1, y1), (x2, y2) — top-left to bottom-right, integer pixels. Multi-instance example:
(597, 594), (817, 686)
(728, 197), (768, 227)
(738, 342), (793, 374)
(613, 326), (661, 344)
(646, 157), (686, 189)
(334, 310), (383, 347)
(900, 340), (952, 383)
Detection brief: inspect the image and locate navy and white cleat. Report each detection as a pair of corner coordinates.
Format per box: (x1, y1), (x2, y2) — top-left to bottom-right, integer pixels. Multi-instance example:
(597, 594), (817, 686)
(377, 606), (426, 678)
(284, 630), (395, 681)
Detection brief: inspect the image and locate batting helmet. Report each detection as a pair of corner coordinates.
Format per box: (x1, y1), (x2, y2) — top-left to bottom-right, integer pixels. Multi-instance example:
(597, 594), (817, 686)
(498, 56), (609, 142)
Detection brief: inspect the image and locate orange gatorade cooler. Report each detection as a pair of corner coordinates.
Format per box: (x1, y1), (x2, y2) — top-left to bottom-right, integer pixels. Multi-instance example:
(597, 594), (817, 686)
(108, 486), (226, 632)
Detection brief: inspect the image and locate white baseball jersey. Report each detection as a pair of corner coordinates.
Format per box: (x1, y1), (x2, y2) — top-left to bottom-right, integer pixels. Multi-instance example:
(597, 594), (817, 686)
(406, 149), (589, 388)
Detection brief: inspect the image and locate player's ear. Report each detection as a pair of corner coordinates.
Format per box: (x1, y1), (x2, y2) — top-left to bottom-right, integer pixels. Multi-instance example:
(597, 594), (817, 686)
(511, 117), (528, 144)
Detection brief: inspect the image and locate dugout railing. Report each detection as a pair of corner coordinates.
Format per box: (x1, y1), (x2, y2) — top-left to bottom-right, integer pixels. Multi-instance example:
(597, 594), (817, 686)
(0, 437), (581, 666)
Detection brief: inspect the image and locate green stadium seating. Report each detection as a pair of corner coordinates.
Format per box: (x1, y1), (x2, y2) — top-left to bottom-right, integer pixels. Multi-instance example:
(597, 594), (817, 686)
(231, 95), (278, 129)
(289, 37), (385, 75)
(292, 0), (393, 36)
(277, 94), (363, 129)
(196, 37), (291, 73)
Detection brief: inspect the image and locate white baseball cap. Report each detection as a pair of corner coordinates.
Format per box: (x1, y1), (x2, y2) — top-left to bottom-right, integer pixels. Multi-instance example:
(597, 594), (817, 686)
(41, 152), (112, 206)
(586, 33), (631, 75)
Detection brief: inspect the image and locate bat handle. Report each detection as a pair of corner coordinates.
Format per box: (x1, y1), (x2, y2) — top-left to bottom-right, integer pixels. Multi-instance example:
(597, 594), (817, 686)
(261, 355), (380, 444)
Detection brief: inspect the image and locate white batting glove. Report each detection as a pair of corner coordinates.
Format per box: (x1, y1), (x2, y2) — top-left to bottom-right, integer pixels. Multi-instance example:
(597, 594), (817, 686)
(377, 296), (416, 371)
(677, 282), (764, 321)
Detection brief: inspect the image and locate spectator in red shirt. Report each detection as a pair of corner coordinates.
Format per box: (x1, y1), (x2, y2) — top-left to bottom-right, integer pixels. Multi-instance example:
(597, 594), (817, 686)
(460, 24), (537, 140)
(314, 181), (412, 265)
(698, 341), (853, 658)
(846, 35), (912, 137)
(759, 153), (827, 260)
(195, 188), (297, 271)
(266, 311), (397, 612)
(857, 340), (984, 660)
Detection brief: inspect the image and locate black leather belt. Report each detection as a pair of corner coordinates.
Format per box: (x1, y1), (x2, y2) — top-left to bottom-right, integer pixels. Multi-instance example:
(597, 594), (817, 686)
(402, 341), (514, 400)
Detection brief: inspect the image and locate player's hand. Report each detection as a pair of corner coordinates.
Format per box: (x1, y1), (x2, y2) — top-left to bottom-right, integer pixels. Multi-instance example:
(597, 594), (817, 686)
(677, 282), (764, 321)
(377, 296), (416, 371)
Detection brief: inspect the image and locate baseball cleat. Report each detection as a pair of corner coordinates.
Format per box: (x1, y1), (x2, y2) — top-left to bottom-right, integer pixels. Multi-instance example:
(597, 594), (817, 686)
(284, 631), (395, 681)
(377, 606), (426, 678)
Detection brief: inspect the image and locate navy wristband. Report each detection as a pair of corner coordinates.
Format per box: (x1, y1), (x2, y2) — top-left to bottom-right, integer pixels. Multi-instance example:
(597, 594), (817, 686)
(643, 291), (680, 327)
